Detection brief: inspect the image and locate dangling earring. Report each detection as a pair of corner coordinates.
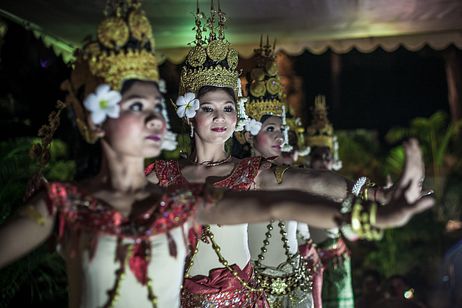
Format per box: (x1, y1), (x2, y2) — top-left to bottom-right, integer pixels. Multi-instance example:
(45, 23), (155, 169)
(190, 125), (194, 138)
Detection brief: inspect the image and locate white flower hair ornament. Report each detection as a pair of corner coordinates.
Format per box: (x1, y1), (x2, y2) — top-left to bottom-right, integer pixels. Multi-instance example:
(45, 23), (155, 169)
(157, 79), (167, 94)
(245, 118), (262, 136)
(332, 135), (342, 170)
(83, 84), (122, 125)
(176, 92), (200, 119)
(161, 130), (178, 151)
(280, 105), (293, 152)
(235, 79), (263, 135)
(235, 96), (250, 132)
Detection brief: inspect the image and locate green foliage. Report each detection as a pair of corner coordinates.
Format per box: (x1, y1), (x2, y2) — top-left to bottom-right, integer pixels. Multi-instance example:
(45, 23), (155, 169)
(0, 137), (74, 306)
(383, 146), (405, 180)
(353, 111), (462, 298)
(336, 130), (383, 181)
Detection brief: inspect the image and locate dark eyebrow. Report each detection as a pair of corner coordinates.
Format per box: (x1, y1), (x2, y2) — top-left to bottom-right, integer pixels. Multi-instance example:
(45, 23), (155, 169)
(124, 94), (146, 100)
(200, 100), (235, 105)
(124, 94), (163, 101)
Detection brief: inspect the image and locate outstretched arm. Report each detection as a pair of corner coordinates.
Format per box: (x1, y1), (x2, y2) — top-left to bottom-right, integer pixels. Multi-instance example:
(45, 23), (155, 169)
(196, 188), (434, 230)
(196, 189), (341, 228)
(256, 139), (425, 205)
(0, 193), (55, 269)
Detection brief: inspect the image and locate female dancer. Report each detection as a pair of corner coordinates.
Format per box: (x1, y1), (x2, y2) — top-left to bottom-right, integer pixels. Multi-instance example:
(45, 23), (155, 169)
(146, 3), (431, 307)
(0, 2), (432, 308)
(305, 96), (354, 308)
(240, 38), (321, 308)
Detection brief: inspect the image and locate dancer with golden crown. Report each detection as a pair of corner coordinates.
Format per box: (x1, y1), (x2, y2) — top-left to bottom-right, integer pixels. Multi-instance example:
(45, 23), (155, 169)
(145, 2), (433, 307)
(306, 96), (354, 308)
(0, 0), (437, 307)
(238, 38), (319, 308)
(0, 1), (394, 307)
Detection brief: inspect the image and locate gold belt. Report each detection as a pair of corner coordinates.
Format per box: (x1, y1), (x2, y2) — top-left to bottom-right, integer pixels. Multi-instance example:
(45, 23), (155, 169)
(254, 256), (313, 296)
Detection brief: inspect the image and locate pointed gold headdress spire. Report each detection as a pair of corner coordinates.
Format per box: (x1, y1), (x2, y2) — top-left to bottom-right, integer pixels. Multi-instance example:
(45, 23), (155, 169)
(179, 0), (240, 96)
(61, 0), (161, 143)
(81, 0), (159, 91)
(305, 95), (334, 149)
(306, 95), (342, 169)
(244, 35), (285, 122)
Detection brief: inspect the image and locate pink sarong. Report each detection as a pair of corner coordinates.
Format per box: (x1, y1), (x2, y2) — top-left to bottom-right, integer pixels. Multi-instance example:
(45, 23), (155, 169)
(181, 262), (270, 307)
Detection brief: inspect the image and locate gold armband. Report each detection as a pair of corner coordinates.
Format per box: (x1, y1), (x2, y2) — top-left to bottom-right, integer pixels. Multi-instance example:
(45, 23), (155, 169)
(350, 199), (383, 241)
(339, 196), (383, 241)
(273, 165), (290, 185)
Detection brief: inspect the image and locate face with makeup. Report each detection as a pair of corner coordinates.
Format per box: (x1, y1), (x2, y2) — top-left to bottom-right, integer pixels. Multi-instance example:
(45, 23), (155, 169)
(98, 80), (166, 159)
(192, 87), (237, 144)
(249, 115), (283, 158)
(309, 146), (333, 170)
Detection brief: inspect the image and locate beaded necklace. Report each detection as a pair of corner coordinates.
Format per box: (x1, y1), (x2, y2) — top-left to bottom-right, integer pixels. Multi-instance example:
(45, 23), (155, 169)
(190, 155), (232, 167)
(253, 220), (313, 296)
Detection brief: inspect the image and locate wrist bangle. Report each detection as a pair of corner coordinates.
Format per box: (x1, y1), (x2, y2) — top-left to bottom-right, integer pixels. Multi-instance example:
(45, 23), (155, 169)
(339, 197), (383, 241)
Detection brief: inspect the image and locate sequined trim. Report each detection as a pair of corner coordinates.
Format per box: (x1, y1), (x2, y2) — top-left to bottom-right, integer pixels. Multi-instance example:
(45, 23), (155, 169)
(181, 287), (266, 308)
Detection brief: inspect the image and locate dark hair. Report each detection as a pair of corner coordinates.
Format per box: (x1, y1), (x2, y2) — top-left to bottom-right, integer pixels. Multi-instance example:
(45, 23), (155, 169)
(196, 86), (236, 102)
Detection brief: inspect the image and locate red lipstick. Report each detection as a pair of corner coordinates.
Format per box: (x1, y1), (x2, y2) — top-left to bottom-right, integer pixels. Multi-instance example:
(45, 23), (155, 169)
(211, 127), (227, 132)
(146, 135), (161, 141)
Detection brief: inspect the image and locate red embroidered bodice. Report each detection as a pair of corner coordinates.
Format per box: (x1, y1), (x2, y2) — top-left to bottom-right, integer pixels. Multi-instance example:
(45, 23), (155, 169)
(145, 157), (263, 191)
(45, 182), (198, 285)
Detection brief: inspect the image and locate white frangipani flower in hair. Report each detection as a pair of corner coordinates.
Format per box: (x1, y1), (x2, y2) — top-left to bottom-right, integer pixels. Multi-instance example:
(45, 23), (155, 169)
(161, 130), (178, 151)
(176, 92), (200, 119)
(83, 84), (121, 125)
(245, 118), (262, 135)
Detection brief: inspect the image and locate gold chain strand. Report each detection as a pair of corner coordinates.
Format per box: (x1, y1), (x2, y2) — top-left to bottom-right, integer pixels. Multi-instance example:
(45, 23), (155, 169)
(103, 243), (133, 308)
(146, 278), (158, 307)
(254, 220), (294, 268)
(102, 242), (159, 308)
(254, 220), (313, 296)
(184, 225), (263, 292)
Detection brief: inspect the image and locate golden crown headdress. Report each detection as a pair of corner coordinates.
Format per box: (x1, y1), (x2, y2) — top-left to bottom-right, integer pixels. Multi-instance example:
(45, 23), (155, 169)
(179, 0), (239, 97)
(81, 0), (159, 91)
(61, 0), (160, 143)
(305, 95), (334, 149)
(245, 36), (285, 122)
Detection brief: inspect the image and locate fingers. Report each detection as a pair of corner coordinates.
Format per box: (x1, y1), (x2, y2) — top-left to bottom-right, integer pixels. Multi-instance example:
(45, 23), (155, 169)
(394, 180), (412, 200)
(409, 194), (435, 214)
(419, 189), (434, 198)
(385, 174), (393, 189)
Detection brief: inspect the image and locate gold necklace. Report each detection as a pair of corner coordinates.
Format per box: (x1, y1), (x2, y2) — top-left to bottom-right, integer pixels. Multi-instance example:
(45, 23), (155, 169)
(191, 155), (232, 167)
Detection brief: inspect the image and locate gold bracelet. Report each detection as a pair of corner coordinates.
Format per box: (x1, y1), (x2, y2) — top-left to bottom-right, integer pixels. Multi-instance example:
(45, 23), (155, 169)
(346, 198), (383, 241)
(360, 179), (377, 201)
